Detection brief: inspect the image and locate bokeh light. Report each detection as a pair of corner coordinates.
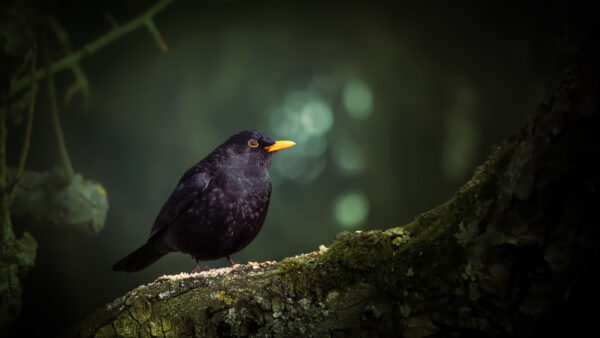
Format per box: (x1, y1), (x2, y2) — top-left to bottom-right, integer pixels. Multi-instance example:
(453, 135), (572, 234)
(343, 79), (373, 119)
(269, 86), (334, 182)
(300, 100), (334, 135)
(442, 85), (479, 182)
(273, 150), (308, 179)
(300, 134), (328, 157)
(332, 137), (366, 176)
(334, 191), (370, 228)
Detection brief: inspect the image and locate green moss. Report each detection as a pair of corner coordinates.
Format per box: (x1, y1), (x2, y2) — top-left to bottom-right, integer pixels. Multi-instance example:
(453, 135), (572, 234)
(320, 231), (394, 276)
(148, 319), (163, 337)
(273, 139), (518, 297)
(395, 139), (518, 295)
(139, 324), (152, 338)
(161, 317), (172, 333)
(113, 313), (139, 337)
(0, 228), (38, 329)
(276, 256), (317, 291)
(93, 324), (116, 338)
(13, 232), (37, 267)
(278, 219), (465, 299)
(396, 223), (465, 295)
(217, 290), (233, 306)
(277, 142), (512, 294)
(129, 297), (152, 324)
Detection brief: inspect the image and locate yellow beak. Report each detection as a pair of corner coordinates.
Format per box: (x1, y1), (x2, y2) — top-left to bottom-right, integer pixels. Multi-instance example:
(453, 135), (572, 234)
(265, 140), (296, 152)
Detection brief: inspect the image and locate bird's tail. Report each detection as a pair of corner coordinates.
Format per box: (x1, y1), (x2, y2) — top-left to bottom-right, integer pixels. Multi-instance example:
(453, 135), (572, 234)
(112, 242), (168, 272)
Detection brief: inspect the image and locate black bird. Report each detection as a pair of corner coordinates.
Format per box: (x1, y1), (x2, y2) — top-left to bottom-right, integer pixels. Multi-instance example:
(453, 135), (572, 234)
(113, 130), (295, 272)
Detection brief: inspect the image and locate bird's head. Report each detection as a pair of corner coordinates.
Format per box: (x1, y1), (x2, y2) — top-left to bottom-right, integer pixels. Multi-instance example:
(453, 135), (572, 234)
(216, 130), (295, 170)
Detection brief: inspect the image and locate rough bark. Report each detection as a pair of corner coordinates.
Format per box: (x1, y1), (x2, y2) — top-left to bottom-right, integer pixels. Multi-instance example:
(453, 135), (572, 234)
(0, 208), (37, 333)
(63, 42), (599, 337)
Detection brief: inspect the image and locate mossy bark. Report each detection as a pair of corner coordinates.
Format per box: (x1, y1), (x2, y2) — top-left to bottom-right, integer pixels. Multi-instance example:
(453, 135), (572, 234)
(0, 210), (37, 333)
(64, 43), (599, 337)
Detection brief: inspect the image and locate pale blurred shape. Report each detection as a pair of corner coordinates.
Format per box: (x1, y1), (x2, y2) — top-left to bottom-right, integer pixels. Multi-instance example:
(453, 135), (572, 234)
(273, 150), (307, 179)
(309, 76), (337, 94)
(298, 157), (327, 184)
(270, 106), (302, 138)
(343, 79), (373, 119)
(269, 85), (336, 182)
(271, 93), (334, 140)
(442, 85), (479, 182)
(299, 134), (328, 158)
(333, 138), (365, 175)
(300, 100), (334, 135)
(334, 191), (369, 228)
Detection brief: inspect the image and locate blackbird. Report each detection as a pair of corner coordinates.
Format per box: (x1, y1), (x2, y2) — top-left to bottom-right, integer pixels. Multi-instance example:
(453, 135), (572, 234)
(113, 130), (295, 272)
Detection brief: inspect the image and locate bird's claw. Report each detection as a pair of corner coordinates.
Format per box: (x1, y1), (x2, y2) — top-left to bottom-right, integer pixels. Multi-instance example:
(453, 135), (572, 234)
(191, 264), (210, 274)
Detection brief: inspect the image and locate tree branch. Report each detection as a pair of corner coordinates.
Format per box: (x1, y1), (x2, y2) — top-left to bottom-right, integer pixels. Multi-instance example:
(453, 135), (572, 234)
(0, 103), (6, 192)
(1, 49), (38, 335)
(44, 32), (74, 183)
(48, 18), (90, 108)
(145, 17), (169, 52)
(7, 44), (38, 205)
(8, 0), (176, 98)
(62, 42), (600, 337)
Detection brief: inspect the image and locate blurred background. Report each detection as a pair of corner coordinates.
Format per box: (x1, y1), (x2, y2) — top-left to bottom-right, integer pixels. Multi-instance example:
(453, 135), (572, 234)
(2, 0), (594, 335)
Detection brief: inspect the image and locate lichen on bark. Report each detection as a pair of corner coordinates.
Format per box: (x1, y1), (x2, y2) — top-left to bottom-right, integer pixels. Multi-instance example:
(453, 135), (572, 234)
(0, 209), (38, 332)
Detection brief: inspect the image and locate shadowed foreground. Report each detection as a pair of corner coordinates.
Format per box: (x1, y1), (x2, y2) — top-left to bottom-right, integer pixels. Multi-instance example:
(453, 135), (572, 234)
(63, 41), (599, 337)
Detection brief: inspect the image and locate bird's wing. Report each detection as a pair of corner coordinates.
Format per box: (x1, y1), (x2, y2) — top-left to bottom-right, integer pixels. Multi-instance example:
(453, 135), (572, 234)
(149, 172), (211, 238)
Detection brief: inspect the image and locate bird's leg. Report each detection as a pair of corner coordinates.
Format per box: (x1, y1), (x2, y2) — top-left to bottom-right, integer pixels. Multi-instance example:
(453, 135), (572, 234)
(191, 257), (205, 273)
(226, 256), (239, 268)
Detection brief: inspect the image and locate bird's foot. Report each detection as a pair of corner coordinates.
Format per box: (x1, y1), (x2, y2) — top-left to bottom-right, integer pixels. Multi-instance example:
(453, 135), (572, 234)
(226, 256), (237, 268)
(191, 257), (211, 273)
(191, 265), (211, 274)
(191, 266), (202, 274)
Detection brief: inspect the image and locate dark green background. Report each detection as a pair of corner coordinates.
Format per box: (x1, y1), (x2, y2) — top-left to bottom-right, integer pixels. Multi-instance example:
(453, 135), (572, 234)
(6, 0), (591, 335)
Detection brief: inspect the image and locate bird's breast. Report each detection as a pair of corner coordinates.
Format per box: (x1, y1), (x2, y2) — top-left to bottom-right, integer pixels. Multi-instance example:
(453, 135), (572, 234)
(174, 173), (271, 259)
(220, 175), (271, 228)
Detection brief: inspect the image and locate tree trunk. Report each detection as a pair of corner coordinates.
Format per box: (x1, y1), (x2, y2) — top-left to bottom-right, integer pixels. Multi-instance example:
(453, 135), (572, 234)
(62, 41), (600, 338)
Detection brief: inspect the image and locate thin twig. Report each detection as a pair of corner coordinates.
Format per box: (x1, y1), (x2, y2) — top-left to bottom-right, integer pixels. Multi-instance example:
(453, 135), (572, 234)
(0, 96), (6, 192)
(7, 44), (39, 205)
(45, 32), (74, 183)
(0, 65), (10, 239)
(49, 17), (90, 107)
(9, 0), (176, 97)
(145, 17), (169, 52)
(105, 12), (119, 29)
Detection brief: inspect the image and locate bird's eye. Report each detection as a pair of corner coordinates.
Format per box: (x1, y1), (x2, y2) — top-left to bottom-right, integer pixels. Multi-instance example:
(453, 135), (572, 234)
(247, 139), (259, 148)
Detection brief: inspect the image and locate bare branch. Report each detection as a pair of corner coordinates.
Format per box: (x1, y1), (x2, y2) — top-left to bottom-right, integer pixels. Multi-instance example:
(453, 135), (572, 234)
(0, 97), (6, 193)
(44, 33), (74, 183)
(48, 18), (90, 108)
(7, 44), (38, 205)
(8, 0), (176, 97)
(145, 17), (169, 52)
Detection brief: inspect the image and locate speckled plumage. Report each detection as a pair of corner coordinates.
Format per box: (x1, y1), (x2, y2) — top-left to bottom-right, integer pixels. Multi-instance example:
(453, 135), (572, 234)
(113, 130), (291, 272)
